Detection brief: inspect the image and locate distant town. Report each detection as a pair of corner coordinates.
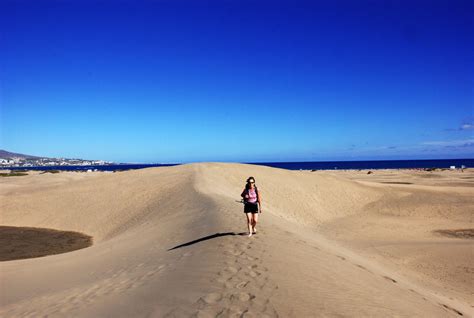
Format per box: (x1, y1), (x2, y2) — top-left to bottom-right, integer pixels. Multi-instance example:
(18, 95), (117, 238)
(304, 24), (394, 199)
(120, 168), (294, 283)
(0, 157), (114, 168)
(0, 150), (114, 168)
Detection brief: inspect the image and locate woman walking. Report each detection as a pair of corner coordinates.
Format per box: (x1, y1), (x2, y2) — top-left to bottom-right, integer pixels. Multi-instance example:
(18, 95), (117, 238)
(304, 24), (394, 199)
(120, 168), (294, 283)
(241, 176), (262, 237)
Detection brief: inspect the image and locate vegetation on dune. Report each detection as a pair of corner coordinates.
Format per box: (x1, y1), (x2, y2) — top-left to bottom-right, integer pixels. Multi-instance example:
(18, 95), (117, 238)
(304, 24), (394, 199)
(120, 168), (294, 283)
(40, 170), (61, 174)
(0, 171), (29, 177)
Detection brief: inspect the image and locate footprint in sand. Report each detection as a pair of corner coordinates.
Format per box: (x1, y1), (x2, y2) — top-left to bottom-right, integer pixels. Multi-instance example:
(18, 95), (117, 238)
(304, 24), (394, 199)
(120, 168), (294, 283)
(201, 292), (223, 304)
(194, 309), (217, 318)
(226, 250), (244, 256)
(225, 266), (239, 274)
(240, 311), (258, 318)
(248, 270), (261, 278)
(225, 281), (236, 289)
(236, 281), (250, 288)
(231, 292), (255, 302)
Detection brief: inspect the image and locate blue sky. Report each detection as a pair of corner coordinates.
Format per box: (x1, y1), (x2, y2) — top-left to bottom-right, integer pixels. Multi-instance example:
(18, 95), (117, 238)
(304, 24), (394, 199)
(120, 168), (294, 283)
(1, 0), (473, 163)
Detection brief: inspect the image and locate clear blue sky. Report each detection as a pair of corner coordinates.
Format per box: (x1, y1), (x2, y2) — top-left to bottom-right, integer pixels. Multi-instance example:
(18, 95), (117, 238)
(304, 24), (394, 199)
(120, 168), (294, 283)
(1, 0), (473, 163)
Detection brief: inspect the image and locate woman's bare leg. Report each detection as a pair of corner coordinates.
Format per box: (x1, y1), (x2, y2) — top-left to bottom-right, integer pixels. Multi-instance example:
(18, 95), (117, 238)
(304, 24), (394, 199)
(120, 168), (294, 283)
(252, 213), (259, 233)
(246, 213), (253, 237)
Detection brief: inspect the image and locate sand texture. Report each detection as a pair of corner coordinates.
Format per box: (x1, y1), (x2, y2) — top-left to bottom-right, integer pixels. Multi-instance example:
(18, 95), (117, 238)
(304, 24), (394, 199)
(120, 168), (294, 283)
(1, 164), (473, 317)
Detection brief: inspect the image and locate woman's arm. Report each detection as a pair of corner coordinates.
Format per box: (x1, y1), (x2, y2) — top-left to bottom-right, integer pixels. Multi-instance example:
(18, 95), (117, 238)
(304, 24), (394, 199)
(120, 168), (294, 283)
(257, 190), (262, 213)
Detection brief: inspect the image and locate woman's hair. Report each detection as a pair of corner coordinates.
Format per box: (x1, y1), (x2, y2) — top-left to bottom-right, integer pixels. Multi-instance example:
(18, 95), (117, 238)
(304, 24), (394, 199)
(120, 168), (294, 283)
(245, 176), (256, 190)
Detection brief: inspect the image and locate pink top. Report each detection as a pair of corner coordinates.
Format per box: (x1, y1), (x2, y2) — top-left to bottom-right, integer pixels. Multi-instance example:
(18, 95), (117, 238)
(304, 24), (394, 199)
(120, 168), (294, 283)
(247, 188), (258, 203)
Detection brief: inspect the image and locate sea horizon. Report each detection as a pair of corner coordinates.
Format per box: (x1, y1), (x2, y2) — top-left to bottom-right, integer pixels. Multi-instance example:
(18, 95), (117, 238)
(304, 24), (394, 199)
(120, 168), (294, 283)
(7, 158), (474, 172)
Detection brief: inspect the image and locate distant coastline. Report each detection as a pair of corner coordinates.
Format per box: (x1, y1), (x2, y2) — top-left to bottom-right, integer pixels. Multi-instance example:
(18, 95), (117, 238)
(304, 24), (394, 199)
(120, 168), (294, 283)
(5, 158), (473, 172)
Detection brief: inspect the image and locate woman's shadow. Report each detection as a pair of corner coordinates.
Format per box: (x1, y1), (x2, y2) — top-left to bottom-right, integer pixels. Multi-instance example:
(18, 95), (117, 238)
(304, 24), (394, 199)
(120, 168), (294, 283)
(168, 232), (247, 251)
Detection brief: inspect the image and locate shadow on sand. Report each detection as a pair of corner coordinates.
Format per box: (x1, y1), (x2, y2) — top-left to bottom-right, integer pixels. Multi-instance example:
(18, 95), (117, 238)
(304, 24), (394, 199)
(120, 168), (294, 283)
(168, 232), (247, 251)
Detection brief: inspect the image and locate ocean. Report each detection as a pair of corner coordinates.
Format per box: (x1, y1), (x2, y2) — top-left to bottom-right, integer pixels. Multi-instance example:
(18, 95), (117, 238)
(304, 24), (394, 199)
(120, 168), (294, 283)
(8, 158), (474, 172)
(250, 158), (474, 170)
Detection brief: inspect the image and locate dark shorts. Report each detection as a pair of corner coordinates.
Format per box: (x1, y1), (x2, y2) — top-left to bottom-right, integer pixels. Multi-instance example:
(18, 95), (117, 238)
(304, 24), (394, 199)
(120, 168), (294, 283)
(244, 202), (259, 213)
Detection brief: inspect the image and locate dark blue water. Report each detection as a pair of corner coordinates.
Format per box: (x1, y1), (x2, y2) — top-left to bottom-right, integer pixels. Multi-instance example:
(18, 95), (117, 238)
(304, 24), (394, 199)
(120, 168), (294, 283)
(249, 158), (474, 170)
(9, 158), (473, 172)
(10, 164), (178, 172)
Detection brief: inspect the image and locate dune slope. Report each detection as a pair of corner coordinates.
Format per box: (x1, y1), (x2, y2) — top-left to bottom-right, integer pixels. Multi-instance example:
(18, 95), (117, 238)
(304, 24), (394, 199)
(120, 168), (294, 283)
(1, 163), (472, 317)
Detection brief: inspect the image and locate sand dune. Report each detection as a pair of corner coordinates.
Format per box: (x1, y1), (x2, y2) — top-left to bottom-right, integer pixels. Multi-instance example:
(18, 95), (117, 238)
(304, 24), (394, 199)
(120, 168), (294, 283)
(1, 163), (473, 317)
